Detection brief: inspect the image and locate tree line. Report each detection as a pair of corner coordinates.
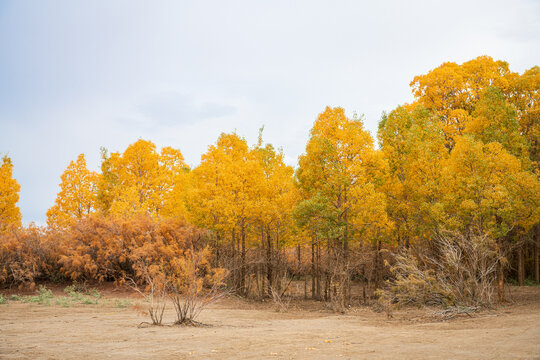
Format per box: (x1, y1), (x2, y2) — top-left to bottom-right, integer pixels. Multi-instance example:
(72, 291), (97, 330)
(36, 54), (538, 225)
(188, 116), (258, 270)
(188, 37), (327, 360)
(1, 56), (538, 310)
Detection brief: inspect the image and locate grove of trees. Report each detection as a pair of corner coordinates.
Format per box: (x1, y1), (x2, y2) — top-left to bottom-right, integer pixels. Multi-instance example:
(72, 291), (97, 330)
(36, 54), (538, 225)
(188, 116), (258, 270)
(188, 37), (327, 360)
(1, 56), (539, 313)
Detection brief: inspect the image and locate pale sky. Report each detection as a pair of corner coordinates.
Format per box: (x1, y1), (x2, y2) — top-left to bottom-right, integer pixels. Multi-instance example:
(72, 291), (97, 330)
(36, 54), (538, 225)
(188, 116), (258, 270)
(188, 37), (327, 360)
(0, 0), (539, 224)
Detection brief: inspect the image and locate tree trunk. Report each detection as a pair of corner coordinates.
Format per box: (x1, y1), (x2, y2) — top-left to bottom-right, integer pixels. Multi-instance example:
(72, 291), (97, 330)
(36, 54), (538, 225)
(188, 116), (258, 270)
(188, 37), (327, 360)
(497, 260), (504, 303)
(518, 245), (525, 286)
(311, 239), (315, 299)
(266, 229), (273, 297)
(316, 241), (321, 300)
(275, 226), (281, 294)
(535, 224), (539, 284)
(241, 223), (246, 296)
(362, 263), (367, 304)
(231, 229), (237, 290)
(343, 238), (350, 307)
(373, 240), (382, 289)
(215, 234), (220, 268)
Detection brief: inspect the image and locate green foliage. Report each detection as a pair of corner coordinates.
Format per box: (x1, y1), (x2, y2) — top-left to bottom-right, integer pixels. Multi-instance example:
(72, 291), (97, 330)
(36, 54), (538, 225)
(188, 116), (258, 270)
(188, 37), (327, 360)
(62, 285), (101, 305)
(114, 299), (131, 308)
(21, 285), (54, 305)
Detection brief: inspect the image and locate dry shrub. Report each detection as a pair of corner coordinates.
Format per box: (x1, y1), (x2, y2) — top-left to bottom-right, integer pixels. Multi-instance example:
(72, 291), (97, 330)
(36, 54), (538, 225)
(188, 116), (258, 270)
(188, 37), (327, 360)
(128, 263), (169, 326)
(169, 245), (228, 326)
(57, 214), (201, 283)
(269, 272), (293, 312)
(0, 225), (59, 288)
(377, 230), (503, 314)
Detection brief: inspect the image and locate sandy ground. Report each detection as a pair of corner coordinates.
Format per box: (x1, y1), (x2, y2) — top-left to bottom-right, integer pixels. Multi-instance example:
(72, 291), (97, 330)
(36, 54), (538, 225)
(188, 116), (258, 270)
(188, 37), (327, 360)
(0, 286), (539, 359)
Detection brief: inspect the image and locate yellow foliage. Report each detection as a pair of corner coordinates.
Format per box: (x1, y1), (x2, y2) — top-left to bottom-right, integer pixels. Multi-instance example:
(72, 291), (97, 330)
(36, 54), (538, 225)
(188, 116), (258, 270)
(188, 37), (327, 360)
(47, 154), (98, 229)
(100, 139), (189, 218)
(0, 155), (21, 233)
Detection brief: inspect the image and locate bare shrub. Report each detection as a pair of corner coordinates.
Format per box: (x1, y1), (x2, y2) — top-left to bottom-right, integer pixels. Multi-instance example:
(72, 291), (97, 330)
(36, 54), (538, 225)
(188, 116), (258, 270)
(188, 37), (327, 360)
(269, 272), (293, 312)
(377, 230), (503, 314)
(169, 245), (228, 326)
(128, 263), (169, 326)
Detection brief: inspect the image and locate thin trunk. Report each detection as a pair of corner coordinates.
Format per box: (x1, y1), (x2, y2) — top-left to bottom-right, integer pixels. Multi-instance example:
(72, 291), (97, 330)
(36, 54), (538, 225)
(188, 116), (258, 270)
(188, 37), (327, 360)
(343, 236), (350, 307)
(518, 245), (525, 286)
(534, 244), (540, 284)
(316, 241), (321, 300)
(497, 260), (504, 303)
(276, 227), (281, 294)
(241, 222), (246, 296)
(535, 224), (539, 284)
(311, 238), (315, 299)
(297, 244), (301, 269)
(362, 263), (367, 305)
(231, 229), (236, 290)
(304, 271), (308, 300)
(266, 228), (273, 297)
(215, 234), (220, 268)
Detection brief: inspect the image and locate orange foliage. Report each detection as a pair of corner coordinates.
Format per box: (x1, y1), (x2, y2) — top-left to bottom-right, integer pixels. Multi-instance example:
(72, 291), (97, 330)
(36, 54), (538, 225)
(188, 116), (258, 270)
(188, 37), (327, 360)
(0, 225), (59, 287)
(57, 214), (207, 283)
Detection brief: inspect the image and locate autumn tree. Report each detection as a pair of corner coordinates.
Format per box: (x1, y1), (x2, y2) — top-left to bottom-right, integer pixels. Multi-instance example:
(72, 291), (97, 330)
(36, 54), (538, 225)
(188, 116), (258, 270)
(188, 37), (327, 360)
(252, 130), (297, 297)
(296, 107), (389, 307)
(378, 105), (447, 250)
(0, 155), (21, 233)
(410, 56), (515, 150)
(436, 136), (540, 300)
(47, 154), (98, 229)
(188, 133), (265, 294)
(98, 140), (189, 218)
(410, 56), (540, 287)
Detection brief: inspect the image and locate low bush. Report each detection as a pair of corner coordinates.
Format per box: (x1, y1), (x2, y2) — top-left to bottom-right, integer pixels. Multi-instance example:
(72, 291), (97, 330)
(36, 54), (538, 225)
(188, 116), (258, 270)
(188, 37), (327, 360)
(377, 230), (503, 314)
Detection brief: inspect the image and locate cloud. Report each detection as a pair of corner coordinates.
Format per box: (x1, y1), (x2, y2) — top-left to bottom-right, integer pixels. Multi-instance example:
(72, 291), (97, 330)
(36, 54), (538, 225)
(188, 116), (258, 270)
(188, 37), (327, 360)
(138, 93), (236, 126)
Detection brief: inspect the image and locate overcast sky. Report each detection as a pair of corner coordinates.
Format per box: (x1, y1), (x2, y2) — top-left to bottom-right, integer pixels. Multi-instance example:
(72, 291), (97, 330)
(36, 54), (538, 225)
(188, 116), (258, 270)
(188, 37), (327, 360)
(0, 0), (539, 225)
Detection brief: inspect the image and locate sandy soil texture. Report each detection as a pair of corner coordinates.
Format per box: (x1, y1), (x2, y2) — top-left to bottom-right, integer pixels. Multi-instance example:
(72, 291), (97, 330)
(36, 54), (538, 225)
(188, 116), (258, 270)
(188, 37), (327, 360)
(1, 287), (539, 359)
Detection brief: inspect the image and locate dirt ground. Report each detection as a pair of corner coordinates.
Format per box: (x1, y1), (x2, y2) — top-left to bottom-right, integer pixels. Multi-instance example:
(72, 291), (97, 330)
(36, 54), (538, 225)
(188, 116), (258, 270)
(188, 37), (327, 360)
(1, 285), (539, 360)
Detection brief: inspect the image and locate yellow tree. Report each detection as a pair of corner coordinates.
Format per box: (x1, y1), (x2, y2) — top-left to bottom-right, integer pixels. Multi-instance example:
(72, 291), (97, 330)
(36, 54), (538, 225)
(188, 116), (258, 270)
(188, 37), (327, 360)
(253, 131), (297, 296)
(507, 66), (540, 167)
(410, 56), (515, 150)
(437, 136), (540, 299)
(188, 133), (264, 294)
(296, 107), (389, 305)
(0, 155), (22, 233)
(411, 57), (539, 286)
(377, 105), (447, 248)
(100, 140), (189, 218)
(47, 154), (98, 229)
(466, 87), (530, 164)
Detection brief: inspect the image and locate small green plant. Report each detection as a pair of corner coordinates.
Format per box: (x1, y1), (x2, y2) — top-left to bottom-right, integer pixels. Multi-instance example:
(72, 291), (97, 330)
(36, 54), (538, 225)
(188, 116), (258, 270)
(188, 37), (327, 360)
(10, 294), (21, 301)
(88, 288), (102, 299)
(22, 285), (54, 305)
(55, 297), (72, 308)
(114, 299), (131, 308)
(0, 294), (7, 304)
(63, 285), (101, 305)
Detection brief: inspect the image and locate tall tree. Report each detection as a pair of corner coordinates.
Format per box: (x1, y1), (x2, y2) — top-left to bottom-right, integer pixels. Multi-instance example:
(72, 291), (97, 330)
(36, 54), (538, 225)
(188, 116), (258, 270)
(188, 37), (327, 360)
(47, 154), (98, 229)
(188, 133), (264, 294)
(99, 139), (188, 218)
(410, 56), (515, 150)
(253, 132), (297, 296)
(0, 155), (21, 233)
(437, 136), (540, 299)
(378, 105), (446, 248)
(296, 107), (389, 306)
